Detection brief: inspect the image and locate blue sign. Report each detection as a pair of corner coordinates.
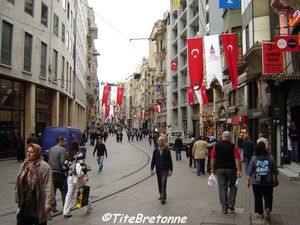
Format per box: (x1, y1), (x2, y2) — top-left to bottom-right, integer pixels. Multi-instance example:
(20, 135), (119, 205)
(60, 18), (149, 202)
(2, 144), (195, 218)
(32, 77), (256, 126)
(219, 0), (241, 9)
(156, 84), (161, 92)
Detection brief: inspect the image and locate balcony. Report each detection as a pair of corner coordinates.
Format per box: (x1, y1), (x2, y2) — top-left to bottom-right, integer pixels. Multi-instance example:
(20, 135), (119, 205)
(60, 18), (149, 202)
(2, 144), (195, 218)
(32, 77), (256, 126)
(243, 43), (262, 77)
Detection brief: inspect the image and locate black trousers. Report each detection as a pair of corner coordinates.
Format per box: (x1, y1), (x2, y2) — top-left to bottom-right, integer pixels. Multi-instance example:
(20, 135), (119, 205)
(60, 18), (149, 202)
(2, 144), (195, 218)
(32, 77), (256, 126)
(17, 217), (47, 225)
(252, 185), (274, 214)
(52, 172), (67, 208)
(156, 171), (168, 200)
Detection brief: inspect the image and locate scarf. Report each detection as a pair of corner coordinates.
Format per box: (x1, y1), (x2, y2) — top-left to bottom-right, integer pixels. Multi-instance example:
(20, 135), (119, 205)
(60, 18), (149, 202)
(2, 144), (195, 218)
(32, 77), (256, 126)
(19, 159), (39, 190)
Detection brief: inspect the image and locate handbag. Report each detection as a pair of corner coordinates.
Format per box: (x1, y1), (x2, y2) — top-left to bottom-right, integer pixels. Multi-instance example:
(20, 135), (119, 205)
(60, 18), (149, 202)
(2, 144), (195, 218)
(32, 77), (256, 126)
(75, 186), (90, 208)
(208, 174), (218, 187)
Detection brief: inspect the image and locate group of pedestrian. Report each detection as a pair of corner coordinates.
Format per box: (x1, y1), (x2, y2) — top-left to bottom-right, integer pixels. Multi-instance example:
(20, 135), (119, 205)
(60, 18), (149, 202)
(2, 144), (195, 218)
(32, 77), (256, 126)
(126, 128), (144, 142)
(209, 131), (279, 222)
(15, 134), (92, 225)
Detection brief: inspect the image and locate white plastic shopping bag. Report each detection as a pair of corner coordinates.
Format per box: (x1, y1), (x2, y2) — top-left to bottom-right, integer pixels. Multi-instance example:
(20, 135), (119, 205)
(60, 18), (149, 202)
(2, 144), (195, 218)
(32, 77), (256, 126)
(208, 174), (218, 187)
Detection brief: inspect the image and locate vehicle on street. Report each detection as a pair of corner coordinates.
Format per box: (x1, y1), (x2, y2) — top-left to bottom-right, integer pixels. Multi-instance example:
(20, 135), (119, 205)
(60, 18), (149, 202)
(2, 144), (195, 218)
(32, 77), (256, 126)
(41, 126), (86, 161)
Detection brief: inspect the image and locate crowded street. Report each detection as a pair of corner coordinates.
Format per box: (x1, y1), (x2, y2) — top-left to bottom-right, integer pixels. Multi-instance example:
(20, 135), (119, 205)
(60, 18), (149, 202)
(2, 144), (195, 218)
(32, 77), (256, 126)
(1, 134), (300, 225)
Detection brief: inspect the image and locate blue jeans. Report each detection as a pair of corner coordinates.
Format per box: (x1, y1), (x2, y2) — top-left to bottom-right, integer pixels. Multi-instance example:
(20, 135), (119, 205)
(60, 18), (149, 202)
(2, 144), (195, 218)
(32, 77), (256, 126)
(195, 159), (205, 175)
(216, 168), (238, 211)
(175, 150), (181, 160)
(97, 155), (104, 170)
(291, 141), (299, 161)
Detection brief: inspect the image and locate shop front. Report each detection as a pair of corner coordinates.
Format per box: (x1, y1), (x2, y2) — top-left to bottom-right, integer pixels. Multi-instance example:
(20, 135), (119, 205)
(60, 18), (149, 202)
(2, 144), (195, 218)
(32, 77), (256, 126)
(0, 77), (25, 158)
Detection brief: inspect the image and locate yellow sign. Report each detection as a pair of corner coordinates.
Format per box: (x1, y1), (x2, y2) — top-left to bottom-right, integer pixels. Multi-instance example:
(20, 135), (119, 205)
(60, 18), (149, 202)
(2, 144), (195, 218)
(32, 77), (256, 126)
(173, 0), (179, 11)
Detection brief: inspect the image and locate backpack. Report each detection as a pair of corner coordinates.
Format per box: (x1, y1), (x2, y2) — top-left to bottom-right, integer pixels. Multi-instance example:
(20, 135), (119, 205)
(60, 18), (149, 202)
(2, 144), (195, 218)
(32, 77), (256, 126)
(254, 156), (273, 185)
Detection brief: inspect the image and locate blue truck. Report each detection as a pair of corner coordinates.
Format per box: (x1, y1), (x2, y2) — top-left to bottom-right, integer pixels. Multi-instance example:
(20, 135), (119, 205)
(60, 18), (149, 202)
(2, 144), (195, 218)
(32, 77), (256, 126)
(41, 126), (86, 161)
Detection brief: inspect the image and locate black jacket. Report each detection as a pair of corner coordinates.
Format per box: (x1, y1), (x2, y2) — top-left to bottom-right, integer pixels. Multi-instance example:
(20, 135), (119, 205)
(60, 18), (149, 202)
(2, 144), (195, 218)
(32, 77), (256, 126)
(151, 147), (173, 172)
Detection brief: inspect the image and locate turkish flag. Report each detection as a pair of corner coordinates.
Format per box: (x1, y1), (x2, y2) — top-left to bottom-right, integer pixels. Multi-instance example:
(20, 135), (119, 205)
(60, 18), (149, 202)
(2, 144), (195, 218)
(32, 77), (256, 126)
(187, 38), (204, 87)
(154, 104), (161, 113)
(102, 85), (110, 106)
(221, 34), (238, 89)
(187, 86), (194, 105)
(201, 86), (209, 105)
(171, 60), (177, 71)
(116, 87), (124, 106)
(105, 105), (110, 119)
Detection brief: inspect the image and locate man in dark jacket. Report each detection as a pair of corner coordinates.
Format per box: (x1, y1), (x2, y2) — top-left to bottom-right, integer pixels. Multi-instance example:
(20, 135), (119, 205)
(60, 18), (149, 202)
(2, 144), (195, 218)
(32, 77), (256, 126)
(174, 135), (183, 160)
(93, 138), (108, 172)
(150, 136), (173, 204)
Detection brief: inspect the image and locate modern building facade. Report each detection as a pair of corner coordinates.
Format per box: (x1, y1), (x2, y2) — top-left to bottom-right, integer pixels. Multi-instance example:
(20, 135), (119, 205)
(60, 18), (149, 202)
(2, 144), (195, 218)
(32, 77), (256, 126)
(167, 0), (223, 137)
(0, 0), (95, 158)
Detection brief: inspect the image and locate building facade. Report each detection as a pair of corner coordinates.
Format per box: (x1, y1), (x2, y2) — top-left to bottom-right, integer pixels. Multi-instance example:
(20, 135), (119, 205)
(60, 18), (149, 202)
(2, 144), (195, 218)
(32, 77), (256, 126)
(0, 0), (94, 158)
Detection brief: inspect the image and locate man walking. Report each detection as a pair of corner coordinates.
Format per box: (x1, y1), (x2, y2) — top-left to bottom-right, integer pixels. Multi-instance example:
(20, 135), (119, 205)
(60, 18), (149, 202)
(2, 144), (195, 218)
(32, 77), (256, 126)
(48, 136), (67, 212)
(93, 138), (108, 172)
(151, 136), (173, 204)
(210, 131), (242, 214)
(174, 134), (183, 160)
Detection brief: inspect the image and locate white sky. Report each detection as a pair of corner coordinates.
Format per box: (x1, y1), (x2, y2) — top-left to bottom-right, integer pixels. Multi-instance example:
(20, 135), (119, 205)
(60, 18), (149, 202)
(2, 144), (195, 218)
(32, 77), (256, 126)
(88, 0), (170, 83)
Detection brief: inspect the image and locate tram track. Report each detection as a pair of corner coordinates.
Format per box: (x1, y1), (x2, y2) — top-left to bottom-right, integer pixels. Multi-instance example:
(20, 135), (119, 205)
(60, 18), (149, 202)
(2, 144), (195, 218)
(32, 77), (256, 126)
(0, 140), (152, 219)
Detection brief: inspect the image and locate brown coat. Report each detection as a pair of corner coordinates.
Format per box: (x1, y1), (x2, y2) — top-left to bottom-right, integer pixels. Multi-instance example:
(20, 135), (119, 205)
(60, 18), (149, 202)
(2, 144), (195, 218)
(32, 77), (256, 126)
(15, 160), (54, 224)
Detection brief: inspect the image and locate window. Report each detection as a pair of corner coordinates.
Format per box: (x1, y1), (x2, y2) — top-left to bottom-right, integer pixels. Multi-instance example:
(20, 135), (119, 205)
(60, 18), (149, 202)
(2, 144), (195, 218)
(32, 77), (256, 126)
(1, 21), (13, 66)
(66, 61), (69, 90)
(23, 32), (33, 72)
(67, 2), (70, 20)
(62, 0), (66, 10)
(25, 0), (34, 16)
(53, 13), (59, 36)
(52, 50), (58, 82)
(41, 3), (48, 27)
(61, 23), (65, 43)
(70, 11), (73, 27)
(61, 56), (65, 86)
(69, 66), (72, 92)
(40, 42), (47, 77)
(65, 31), (69, 48)
(245, 25), (249, 52)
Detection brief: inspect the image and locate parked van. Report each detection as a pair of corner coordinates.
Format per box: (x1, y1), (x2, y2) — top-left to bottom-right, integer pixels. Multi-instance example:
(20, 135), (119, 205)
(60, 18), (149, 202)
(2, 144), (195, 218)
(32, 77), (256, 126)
(167, 130), (193, 150)
(41, 126), (86, 161)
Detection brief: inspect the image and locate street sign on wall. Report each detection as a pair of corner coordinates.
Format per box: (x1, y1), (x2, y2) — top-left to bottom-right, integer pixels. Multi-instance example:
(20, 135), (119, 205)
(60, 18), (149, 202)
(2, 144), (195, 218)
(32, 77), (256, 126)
(262, 42), (284, 74)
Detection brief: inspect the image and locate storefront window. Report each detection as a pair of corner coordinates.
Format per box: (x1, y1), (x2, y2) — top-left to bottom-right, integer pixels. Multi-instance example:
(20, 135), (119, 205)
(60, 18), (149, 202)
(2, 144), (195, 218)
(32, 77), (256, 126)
(0, 78), (24, 157)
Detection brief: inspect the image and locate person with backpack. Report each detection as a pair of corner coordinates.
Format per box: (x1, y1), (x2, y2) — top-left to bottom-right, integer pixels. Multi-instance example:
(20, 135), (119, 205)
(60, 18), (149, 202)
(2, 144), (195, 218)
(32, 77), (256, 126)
(247, 142), (279, 221)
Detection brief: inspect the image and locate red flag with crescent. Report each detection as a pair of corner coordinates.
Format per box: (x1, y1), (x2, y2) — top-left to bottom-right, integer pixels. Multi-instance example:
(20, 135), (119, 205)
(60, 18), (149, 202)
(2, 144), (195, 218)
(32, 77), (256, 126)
(221, 34), (238, 89)
(201, 86), (208, 105)
(187, 38), (204, 87)
(102, 85), (110, 106)
(171, 60), (177, 71)
(187, 86), (195, 105)
(116, 87), (124, 106)
(105, 105), (110, 118)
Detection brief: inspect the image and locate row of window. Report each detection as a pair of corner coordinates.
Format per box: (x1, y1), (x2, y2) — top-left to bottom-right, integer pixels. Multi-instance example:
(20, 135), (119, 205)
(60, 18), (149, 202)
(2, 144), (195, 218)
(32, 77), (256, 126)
(1, 20), (73, 92)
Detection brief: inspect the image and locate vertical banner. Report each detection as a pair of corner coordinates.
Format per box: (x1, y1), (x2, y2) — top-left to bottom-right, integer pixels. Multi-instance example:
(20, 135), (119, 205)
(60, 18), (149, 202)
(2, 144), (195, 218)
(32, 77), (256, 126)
(262, 42), (284, 74)
(109, 105), (114, 118)
(201, 86), (209, 105)
(187, 38), (204, 87)
(194, 86), (203, 105)
(116, 87), (125, 106)
(187, 86), (195, 106)
(219, 0), (241, 9)
(204, 35), (223, 88)
(102, 85), (110, 106)
(99, 84), (104, 101)
(221, 33), (238, 89)
(110, 86), (118, 106)
(173, 0), (179, 11)
(105, 105), (110, 118)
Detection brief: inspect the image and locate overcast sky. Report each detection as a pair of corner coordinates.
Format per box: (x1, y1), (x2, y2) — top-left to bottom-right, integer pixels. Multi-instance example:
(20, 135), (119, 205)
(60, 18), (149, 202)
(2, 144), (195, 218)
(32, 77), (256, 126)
(88, 0), (170, 83)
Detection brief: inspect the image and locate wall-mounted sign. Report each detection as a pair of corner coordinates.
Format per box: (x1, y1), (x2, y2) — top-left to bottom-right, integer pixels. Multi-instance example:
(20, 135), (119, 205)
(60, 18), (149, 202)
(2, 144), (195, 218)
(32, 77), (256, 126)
(262, 42), (284, 74)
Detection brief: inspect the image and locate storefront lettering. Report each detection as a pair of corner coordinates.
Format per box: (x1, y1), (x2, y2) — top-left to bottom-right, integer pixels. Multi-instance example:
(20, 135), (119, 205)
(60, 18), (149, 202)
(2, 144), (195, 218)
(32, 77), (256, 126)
(36, 102), (49, 110)
(252, 111), (262, 117)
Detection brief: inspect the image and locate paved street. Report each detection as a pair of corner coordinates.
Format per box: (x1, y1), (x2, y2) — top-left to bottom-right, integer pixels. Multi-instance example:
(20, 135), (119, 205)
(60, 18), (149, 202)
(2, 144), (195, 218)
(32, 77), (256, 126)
(1, 135), (300, 225)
